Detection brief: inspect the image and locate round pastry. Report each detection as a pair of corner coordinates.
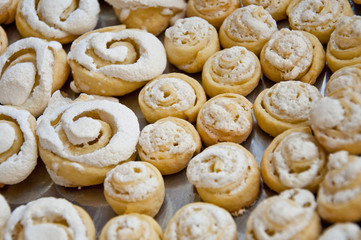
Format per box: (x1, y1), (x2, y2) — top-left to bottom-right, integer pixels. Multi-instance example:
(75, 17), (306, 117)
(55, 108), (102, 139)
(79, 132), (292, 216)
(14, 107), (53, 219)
(326, 16), (361, 72)
(0, 106), (37, 187)
(186, 0), (241, 29)
(36, 91), (140, 187)
(99, 213), (163, 240)
(317, 151), (361, 223)
(0, 194), (10, 240)
(163, 202), (237, 240)
(0, 37), (69, 117)
(15, 0), (100, 44)
(254, 81), (322, 137)
(286, 0), (354, 44)
(319, 223), (361, 240)
(187, 142), (260, 215)
(4, 197), (96, 240)
(241, 0), (293, 21)
(138, 73), (206, 123)
(246, 188), (321, 240)
(219, 5), (277, 55)
(0, 26), (8, 55)
(196, 93), (253, 146)
(104, 0), (186, 36)
(260, 28), (325, 84)
(202, 46), (261, 97)
(0, 0), (19, 24)
(164, 16), (220, 73)
(261, 127), (327, 193)
(137, 117), (202, 175)
(325, 64), (361, 95)
(104, 161), (165, 217)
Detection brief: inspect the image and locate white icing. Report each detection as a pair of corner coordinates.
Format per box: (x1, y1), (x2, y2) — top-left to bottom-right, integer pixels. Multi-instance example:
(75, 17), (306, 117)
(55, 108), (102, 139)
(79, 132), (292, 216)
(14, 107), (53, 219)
(0, 194), (10, 237)
(320, 223), (361, 240)
(309, 97), (345, 130)
(0, 123), (16, 154)
(329, 16), (361, 50)
(244, 0), (284, 17)
(63, 117), (102, 146)
(104, 0), (186, 12)
(106, 215), (152, 240)
(326, 66), (361, 95)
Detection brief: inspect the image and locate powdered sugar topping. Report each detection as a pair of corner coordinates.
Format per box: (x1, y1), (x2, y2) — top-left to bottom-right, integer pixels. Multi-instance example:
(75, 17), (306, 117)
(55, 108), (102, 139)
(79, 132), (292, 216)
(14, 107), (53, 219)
(106, 215), (153, 240)
(320, 223), (361, 240)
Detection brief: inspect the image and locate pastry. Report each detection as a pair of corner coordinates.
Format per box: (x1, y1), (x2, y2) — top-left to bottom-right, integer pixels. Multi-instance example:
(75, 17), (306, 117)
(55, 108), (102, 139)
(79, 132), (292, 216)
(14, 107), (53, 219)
(0, 106), (37, 187)
(0, 194), (10, 240)
(261, 127), (327, 193)
(219, 5), (277, 55)
(68, 26), (167, 96)
(246, 188), (321, 240)
(325, 64), (361, 95)
(319, 223), (361, 240)
(326, 16), (361, 72)
(104, 161), (165, 217)
(104, 0), (186, 36)
(0, 37), (69, 117)
(164, 16), (220, 73)
(260, 28), (325, 84)
(286, 0), (354, 44)
(0, 26), (8, 55)
(254, 81), (322, 137)
(202, 46), (261, 97)
(187, 142), (260, 215)
(138, 73), (206, 123)
(241, 0), (292, 21)
(354, 0), (361, 3)
(137, 117), (202, 175)
(36, 91), (140, 187)
(15, 0), (100, 44)
(0, 0), (19, 24)
(163, 202), (237, 240)
(99, 213), (163, 240)
(4, 197), (96, 239)
(186, 0), (241, 29)
(317, 151), (361, 223)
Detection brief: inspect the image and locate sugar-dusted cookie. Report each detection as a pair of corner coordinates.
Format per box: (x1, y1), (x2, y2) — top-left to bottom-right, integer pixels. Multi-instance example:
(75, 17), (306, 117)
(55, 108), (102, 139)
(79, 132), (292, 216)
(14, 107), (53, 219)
(319, 223), (361, 240)
(325, 64), (361, 95)
(0, 0), (19, 24)
(242, 0), (293, 21)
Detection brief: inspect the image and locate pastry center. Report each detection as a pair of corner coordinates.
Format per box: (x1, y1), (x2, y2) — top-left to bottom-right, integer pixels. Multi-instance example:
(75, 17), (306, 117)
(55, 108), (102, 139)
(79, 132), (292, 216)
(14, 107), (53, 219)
(25, 223), (70, 240)
(64, 117), (102, 145)
(0, 122), (16, 154)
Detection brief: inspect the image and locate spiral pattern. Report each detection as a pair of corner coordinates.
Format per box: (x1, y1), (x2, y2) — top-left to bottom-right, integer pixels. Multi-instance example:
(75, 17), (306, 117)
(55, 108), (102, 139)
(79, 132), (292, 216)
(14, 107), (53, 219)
(325, 64), (361, 95)
(242, 0), (292, 21)
(319, 223), (361, 240)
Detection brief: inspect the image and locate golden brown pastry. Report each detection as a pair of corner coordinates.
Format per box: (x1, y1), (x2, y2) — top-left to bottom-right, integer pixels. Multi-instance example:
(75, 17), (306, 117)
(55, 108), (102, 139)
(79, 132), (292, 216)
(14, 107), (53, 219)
(354, 0), (361, 3)
(325, 64), (361, 95)
(242, 0), (293, 21)
(319, 223), (361, 240)
(0, 26), (8, 55)
(0, 194), (10, 240)
(0, 0), (18, 24)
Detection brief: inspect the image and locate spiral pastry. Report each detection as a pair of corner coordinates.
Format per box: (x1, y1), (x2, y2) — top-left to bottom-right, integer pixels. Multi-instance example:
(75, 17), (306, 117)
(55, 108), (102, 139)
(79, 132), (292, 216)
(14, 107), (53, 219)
(0, 194), (10, 240)
(286, 0), (354, 44)
(260, 28), (325, 84)
(163, 202), (237, 240)
(104, 161), (165, 217)
(317, 151), (361, 222)
(100, 213), (163, 240)
(138, 117), (202, 175)
(320, 223), (361, 240)
(4, 197), (96, 240)
(68, 26), (167, 96)
(0, 0), (19, 24)
(246, 189), (321, 240)
(241, 0), (292, 21)
(36, 91), (140, 187)
(15, 0), (100, 44)
(219, 5), (277, 55)
(202, 46), (261, 97)
(254, 81), (322, 137)
(326, 16), (361, 72)
(0, 26), (7, 55)
(325, 64), (361, 95)
(187, 142), (260, 215)
(164, 16), (220, 73)
(138, 73), (206, 123)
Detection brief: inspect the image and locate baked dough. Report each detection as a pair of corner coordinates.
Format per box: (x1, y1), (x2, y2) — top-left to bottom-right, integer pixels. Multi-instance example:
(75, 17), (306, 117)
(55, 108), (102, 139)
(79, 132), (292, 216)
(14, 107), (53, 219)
(242, 0), (292, 21)
(138, 117), (201, 175)
(325, 64), (361, 95)
(163, 202), (237, 240)
(164, 16), (220, 73)
(187, 142), (260, 215)
(260, 28), (325, 84)
(0, 26), (8, 55)
(219, 5), (277, 55)
(138, 73), (206, 123)
(319, 223), (361, 240)
(354, 0), (361, 3)
(254, 81), (322, 137)
(15, 0), (100, 44)
(0, 194), (10, 240)
(104, 161), (165, 217)
(0, 0), (19, 24)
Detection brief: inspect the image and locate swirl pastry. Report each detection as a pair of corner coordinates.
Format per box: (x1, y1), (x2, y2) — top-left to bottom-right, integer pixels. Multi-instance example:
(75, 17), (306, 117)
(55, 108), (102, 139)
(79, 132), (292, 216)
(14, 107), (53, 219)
(260, 28), (325, 84)
(138, 73), (206, 123)
(326, 16), (361, 72)
(219, 5), (277, 56)
(202, 46), (261, 97)
(164, 16), (220, 73)
(325, 64), (361, 95)
(4, 197), (96, 240)
(15, 0), (100, 44)
(261, 127), (327, 193)
(0, 194), (10, 240)
(99, 213), (163, 240)
(36, 91), (140, 187)
(104, 161), (165, 217)
(0, 26), (8, 56)
(68, 26), (167, 96)
(246, 188), (321, 240)
(241, 0), (292, 21)
(0, 37), (69, 117)
(317, 151), (361, 222)
(0, 0), (19, 24)
(319, 223), (361, 240)
(187, 142), (260, 215)
(254, 81), (322, 137)
(163, 202), (237, 240)
(138, 117), (202, 175)
(186, 0), (241, 29)
(286, 0), (354, 44)
(0, 106), (37, 187)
